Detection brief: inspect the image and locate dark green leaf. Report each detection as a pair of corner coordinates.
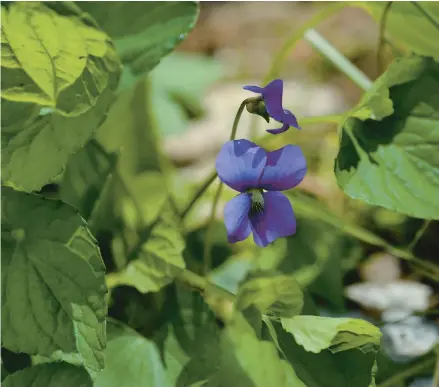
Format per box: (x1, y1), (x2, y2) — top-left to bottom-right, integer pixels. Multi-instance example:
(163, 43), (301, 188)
(1, 187), (107, 373)
(60, 141), (116, 223)
(335, 56), (439, 219)
(79, 1), (199, 75)
(206, 316), (306, 387)
(149, 52), (222, 137)
(96, 78), (163, 175)
(236, 272), (303, 318)
(2, 363), (92, 387)
(94, 319), (170, 387)
(362, 2), (439, 59)
(273, 319), (380, 387)
(107, 201), (185, 293)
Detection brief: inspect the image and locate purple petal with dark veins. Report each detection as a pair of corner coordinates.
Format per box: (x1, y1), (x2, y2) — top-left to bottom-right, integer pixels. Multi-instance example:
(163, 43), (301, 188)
(216, 139), (267, 192)
(261, 79), (285, 123)
(224, 193), (252, 243)
(266, 122), (289, 135)
(250, 191), (296, 247)
(258, 145), (307, 191)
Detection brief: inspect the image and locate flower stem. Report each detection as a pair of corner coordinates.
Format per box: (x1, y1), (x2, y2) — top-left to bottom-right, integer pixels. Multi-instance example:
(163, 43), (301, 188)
(176, 269), (235, 301)
(377, 1), (394, 75)
(304, 28), (372, 91)
(411, 1), (439, 31)
(180, 170), (218, 220)
(264, 2), (349, 83)
(408, 220), (431, 251)
(377, 356), (436, 387)
(202, 99), (249, 274)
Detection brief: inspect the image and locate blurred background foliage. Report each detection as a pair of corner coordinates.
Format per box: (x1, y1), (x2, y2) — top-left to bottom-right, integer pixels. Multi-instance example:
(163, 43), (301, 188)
(2, 2), (439, 387)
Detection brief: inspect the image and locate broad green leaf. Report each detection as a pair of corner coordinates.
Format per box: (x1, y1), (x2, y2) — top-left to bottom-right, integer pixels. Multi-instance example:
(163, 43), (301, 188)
(150, 52), (222, 137)
(1, 187), (107, 373)
(79, 2), (199, 75)
(206, 316), (306, 387)
(2, 363), (92, 387)
(335, 56), (439, 219)
(281, 316), (382, 354)
(94, 320), (171, 387)
(279, 214), (360, 311)
(60, 140), (116, 223)
(2, 80), (116, 192)
(96, 78), (163, 175)
(1, 2), (120, 115)
(163, 327), (191, 386)
(236, 272), (303, 317)
(361, 2), (439, 60)
(273, 319), (380, 387)
(106, 201), (185, 293)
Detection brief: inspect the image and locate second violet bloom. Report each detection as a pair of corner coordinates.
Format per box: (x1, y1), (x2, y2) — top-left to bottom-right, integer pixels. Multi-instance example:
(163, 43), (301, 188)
(216, 139), (307, 247)
(243, 79), (301, 135)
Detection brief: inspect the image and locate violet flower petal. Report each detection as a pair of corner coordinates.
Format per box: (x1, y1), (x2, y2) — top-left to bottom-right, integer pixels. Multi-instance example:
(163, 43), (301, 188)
(283, 109), (301, 129)
(224, 193), (252, 243)
(216, 139), (267, 193)
(243, 85), (264, 93)
(261, 79), (285, 123)
(258, 145), (307, 191)
(250, 191), (296, 247)
(266, 122), (289, 135)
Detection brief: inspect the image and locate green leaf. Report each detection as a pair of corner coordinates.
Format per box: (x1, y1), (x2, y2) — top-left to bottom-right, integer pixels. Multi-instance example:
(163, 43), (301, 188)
(236, 272), (303, 318)
(279, 215), (361, 311)
(60, 140), (117, 234)
(2, 363), (92, 387)
(79, 1), (199, 75)
(149, 52), (222, 137)
(2, 82), (116, 192)
(281, 316), (382, 354)
(335, 56), (439, 219)
(1, 2), (120, 115)
(94, 319), (171, 387)
(272, 319), (380, 387)
(107, 201), (186, 293)
(60, 141), (115, 219)
(206, 316), (306, 387)
(96, 78), (163, 175)
(1, 187), (107, 373)
(362, 2), (439, 60)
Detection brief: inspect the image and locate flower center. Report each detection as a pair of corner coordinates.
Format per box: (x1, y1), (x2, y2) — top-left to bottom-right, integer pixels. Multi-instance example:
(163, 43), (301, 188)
(248, 188), (264, 216)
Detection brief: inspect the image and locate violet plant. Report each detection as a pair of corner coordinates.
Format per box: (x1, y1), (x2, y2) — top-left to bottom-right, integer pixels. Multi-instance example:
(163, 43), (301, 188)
(2, 2), (438, 387)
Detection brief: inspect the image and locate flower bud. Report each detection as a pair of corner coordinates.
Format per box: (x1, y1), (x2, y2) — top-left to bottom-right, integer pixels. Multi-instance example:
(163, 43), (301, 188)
(245, 97), (270, 123)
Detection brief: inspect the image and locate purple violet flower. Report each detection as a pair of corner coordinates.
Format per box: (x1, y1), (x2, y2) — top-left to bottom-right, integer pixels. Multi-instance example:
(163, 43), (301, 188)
(216, 139), (307, 247)
(243, 79), (301, 134)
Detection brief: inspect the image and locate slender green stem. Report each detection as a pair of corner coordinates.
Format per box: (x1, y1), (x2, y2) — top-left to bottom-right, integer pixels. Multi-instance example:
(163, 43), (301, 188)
(176, 269), (235, 301)
(203, 100), (249, 274)
(411, 1), (439, 31)
(432, 354), (439, 387)
(180, 170), (218, 220)
(203, 182), (224, 274)
(377, 2), (393, 75)
(377, 356), (436, 387)
(304, 29), (372, 91)
(264, 2), (349, 83)
(408, 220), (431, 251)
(249, 3), (348, 139)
